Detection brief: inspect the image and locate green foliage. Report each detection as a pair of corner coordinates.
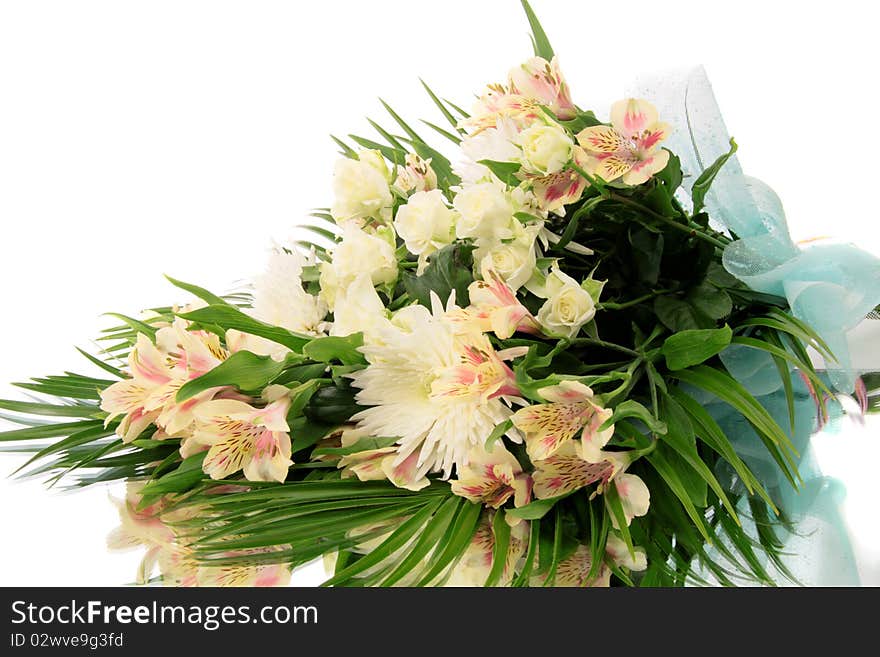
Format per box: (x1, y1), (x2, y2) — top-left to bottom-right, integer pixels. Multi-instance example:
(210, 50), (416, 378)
(662, 325), (732, 370)
(691, 138), (738, 215)
(520, 0), (555, 60)
(403, 240), (477, 308)
(177, 350), (299, 402)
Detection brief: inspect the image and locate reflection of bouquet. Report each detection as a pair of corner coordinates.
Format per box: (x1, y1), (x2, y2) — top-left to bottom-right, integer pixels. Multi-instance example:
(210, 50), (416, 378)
(2, 1), (879, 587)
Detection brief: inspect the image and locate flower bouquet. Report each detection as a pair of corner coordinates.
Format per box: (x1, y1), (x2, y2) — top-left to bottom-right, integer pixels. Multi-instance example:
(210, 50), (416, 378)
(2, 0), (879, 587)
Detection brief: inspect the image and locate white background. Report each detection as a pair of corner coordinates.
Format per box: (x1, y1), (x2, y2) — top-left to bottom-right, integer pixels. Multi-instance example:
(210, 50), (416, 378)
(0, 0), (878, 586)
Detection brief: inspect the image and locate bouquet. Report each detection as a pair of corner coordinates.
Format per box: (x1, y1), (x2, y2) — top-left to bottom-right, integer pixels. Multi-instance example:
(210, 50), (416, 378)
(3, 1), (879, 587)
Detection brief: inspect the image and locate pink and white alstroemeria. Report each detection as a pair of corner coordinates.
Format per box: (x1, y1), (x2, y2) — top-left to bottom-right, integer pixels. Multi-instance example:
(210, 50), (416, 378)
(454, 268), (542, 339)
(508, 56), (576, 120)
(605, 533), (648, 572)
(192, 387), (293, 483)
(100, 319), (229, 442)
(196, 561), (291, 587)
(510, 380), (614, 461)
(528, 145), (590, 213)
(577, 98), (670, 185)
(451, 445), (532, 509)
(446, 512), (530, 586)
(337, 428), (430, 491)
(461, 85), (545, 135)
(610, 470), (651, 528)
(531, 439), (615, 499)
(533, 544), (611, 587)
(431, 335), (524, 403)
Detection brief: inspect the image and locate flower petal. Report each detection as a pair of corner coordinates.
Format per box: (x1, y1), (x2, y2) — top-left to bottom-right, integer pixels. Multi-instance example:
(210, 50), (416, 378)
(610, 98), (659, 138)
(577, 125), (625, 154)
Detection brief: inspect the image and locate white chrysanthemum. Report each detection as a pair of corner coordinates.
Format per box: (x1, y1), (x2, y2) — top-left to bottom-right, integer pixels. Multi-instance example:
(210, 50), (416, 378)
(456, 119), (521, 184)
(229, 246), (327, 360)
(349, 295), (520, 479)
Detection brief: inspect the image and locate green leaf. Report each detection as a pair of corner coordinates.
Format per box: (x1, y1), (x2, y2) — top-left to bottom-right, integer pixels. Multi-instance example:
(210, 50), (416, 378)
(511, 519), (541, 586)
(415, 501), (482, 586)
(667, 387), (776, 511)
(477, 159), (521, 187)
(419, 79), (464, 133)
(303, 334), (366, 366)
(604, 399), (667, 435)
(0, 399), (101, 419)
(656, 149), (683, 192)
(348, 134), (405, 164)
(670, 365), (800, 487)
(179, 304), (311, 352)
(330, 134), (358, 158)
(646, 449), (713, 543)
(164, 275), (228, 307)
(484, 419), (513, 449)
(403, 240), (477, 308)
(140, 452), (207, 496)
(75, 347), (124, 379)
(380, 496), (463, 586)
(520, 0), (555, 60)
(691, 138), (738, 214)
(660, 393), (738, 520)
(484, 509), (512, 587)
(654, 295), (714, 331)
(662, 325), (732, 370)
(103, 313), (157, 342)
(0, 420), (104, 443)
(687, 281), (733, 320)
(313, 434), (398, 458)
(628, 226), (664, 286)
(177, 350), (296, 403)
(540, 508), (565, 586)
(603, 485), (636, 559)
(506, 495), (564, 521)
(421, 120), (461, 146)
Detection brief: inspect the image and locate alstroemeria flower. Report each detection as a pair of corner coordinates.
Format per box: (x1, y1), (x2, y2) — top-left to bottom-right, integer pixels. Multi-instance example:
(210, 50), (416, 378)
(511, 380), (614, 461)
(533, 544), (611, 587)
(610, 469), (651, 528)
(445, 512), (530, 586)
(192, 387), (293, 483)
(451, 445), (532, 509)
(460, 86), (545, 135)
(508, 56), (576, 120)
(430, 335), (524, 403)
(605, 533), (648, 572)
(577, 98), (670, 185)
(337, 428), (431, 492)
(531, 439), (615, 499)
(452, 268), (541, 339)
(393, 152), (438, 194)
(528, 145), (590, 213)
(100, 319), (229, 442)
(196, 561), (291, 587)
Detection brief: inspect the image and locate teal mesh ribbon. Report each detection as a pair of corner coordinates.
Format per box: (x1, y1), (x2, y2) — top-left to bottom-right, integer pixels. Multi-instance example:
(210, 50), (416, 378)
(630, 69), (879, 585)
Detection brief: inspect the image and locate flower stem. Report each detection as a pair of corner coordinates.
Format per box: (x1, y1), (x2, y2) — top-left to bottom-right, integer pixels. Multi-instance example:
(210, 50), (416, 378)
(599, 288), (676, 311)
(569, 338), (639, 357)
(607, 193), (730, 250)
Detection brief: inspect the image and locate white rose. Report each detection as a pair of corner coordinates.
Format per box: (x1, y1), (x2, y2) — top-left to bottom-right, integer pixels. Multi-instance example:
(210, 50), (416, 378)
(453, 182), (516, 242)
(516, 123), (573, 176)
(475, 223), (542, 291)
(536, 265), (595, 338)
(320, 224), (398, 310)
(330, 151), (393, 224)
(330, 274), (391, 345)
(393, 190), (457, 259)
